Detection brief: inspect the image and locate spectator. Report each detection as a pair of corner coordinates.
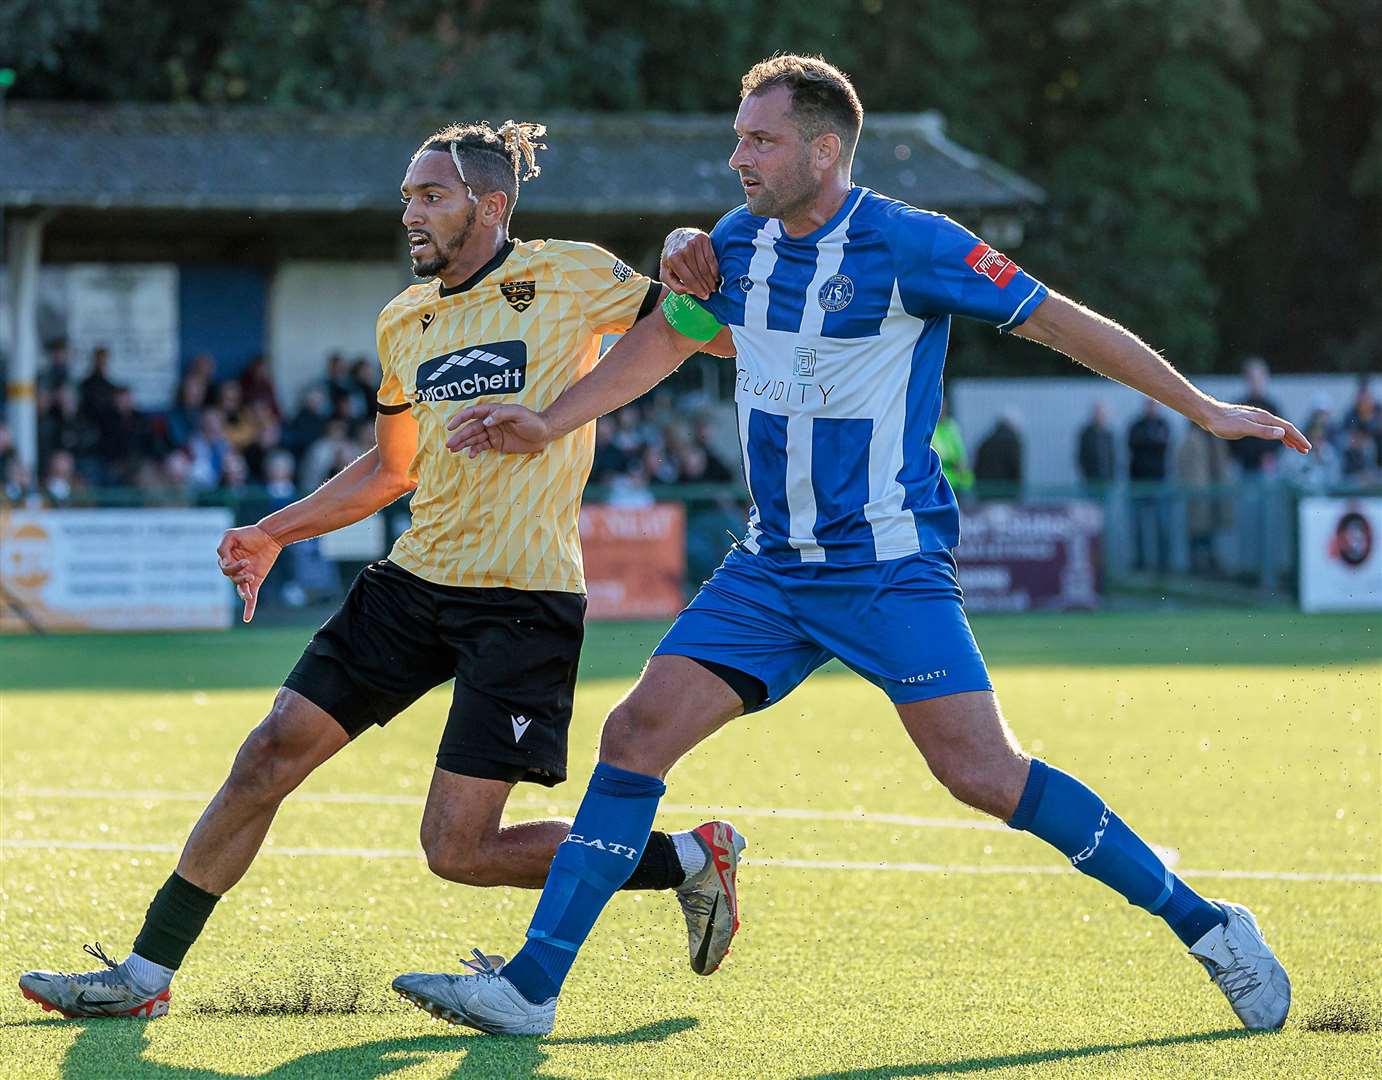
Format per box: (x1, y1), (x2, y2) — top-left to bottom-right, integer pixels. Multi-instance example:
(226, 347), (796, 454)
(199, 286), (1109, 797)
(38, 384), (85, 465)
(186, 408), (232, 491)
(323, 353), (358, 417)
(105, 387), (155, 484)
(39, 339), (71, 393)
(219, 450), (251, 495)
(1228, 357), (1283, 476)
(1176, 421), (1232, 574)
(1341, 377), (1382, 466)
(242, 402), (283, 483)
(185, 351), (217, 389)
(1341, 426), (1380, 484)
(283, 386), (332, 456)
(215, 380), (262, 450)
(43, 450), (79, 505)
(238, 355), (281, 418)
(1281, 405), (1341, 492)
(300, 418), (358, 491)
(77, 346), (120, 430)
(4, 458), (39, 506)
(674, 444), (732, 484)
(264, 450), (298, 502)
(166, 373), (210, 448)
(349, 358), (379, 418)
(974, 414), (1023, 492)
(590, 418), (631, 482)
(1076, 402), (1116, 489)
(933, 401), (974, 496)
(1127, 400), (1172, 573)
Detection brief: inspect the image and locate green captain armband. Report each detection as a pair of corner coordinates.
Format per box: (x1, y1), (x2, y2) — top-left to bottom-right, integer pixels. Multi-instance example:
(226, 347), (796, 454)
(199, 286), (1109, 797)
(661, 291), (724, 343)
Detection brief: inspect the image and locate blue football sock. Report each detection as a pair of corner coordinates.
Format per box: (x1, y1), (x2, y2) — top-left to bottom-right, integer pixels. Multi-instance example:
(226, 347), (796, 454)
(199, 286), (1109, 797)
(501, 762), (665, 1004)
(1008, 759), (1226, 947)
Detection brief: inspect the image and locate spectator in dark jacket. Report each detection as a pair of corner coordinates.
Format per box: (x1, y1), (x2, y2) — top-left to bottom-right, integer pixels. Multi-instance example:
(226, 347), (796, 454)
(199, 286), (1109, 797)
(1127, 400), (1172, 572)
(1228, 357), (1283, 476)
(1077, 402), (1116, 488)
(974, 415), (1023, 492)
(77, 346), (120, 432)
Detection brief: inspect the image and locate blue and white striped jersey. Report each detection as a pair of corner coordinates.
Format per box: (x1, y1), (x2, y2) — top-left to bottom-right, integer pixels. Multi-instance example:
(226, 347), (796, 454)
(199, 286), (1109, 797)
(701, 186), (1047, 565)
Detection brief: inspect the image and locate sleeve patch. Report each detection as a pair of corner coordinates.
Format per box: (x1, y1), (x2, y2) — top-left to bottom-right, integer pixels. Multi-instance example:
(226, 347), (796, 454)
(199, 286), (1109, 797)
(611, 259), (634, 283)
(964, 242), (1021, 288)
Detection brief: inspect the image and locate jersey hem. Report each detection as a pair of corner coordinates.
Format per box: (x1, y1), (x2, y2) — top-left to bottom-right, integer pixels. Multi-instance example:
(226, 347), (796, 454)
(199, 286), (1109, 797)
(387, 552), (587, 595)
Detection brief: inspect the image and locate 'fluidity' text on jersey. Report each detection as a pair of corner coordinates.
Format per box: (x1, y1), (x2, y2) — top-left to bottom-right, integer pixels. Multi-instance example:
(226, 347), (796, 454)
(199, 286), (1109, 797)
(700, 187), (1047, 564)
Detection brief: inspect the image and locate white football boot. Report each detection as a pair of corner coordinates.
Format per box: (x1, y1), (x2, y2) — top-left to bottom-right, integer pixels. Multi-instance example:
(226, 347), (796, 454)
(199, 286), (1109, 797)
(675, 820), (747, 975)
(1188, 900), (1291, 1030)
(19, 943), (171, 1019)
(393, 950), (554, 1035)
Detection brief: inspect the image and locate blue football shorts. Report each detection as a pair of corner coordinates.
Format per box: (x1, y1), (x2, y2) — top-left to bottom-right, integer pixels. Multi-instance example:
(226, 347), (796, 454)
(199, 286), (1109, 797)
(653, 546), (992, 711)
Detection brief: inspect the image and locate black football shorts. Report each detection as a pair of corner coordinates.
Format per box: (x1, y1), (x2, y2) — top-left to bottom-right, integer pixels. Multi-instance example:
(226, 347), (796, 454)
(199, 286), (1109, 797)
(283, 559), (585, 787)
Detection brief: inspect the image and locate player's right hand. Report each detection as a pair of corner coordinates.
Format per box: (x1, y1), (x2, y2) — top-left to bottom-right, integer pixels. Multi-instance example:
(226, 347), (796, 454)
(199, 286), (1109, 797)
(216, 524), (282, 623)
(446, 404), (553, 457)
(660, 228), (719, 300)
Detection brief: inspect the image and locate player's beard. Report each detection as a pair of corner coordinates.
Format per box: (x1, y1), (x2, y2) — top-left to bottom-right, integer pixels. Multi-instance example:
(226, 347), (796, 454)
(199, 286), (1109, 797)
(743, 147), (816, 220)
(411, 203), (477, 278)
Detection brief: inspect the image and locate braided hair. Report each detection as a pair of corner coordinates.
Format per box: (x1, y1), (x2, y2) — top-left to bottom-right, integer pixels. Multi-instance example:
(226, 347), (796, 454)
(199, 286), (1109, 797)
(412, 120), (548, 225)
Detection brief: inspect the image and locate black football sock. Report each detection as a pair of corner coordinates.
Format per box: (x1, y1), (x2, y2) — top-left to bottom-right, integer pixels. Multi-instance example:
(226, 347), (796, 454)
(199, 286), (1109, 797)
(619, 830), (685, 890)
(131, 872), (221, 970)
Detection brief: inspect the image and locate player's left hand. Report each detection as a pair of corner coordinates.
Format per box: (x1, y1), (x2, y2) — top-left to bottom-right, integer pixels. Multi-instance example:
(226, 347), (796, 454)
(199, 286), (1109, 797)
(660, 228), (719, 300)
(446, 403), (553, 456)
(1201, 401), (1311, 454)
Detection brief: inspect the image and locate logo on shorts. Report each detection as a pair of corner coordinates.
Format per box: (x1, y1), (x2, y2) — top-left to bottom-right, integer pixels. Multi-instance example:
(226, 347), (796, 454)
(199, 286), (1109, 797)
(412, 340), (527, 403)
(817, 274), (854, 312)
(899, 668), (947, 685)
(739, 275), (754, 293)
(511, 714), (532, 742)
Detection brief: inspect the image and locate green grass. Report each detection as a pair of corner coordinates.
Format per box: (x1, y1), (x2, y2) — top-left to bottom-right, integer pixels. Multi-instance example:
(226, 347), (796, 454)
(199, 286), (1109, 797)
(1, 610), (1379, 1078)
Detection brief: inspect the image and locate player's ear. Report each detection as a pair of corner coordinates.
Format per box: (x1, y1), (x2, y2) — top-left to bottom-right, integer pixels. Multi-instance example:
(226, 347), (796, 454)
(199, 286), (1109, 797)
(481, 189), (509, 229)
(815, 132), (842, 172)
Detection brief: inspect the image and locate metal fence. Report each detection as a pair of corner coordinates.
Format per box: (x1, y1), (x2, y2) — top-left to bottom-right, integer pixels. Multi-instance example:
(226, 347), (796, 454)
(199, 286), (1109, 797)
(5, 477), (1377, 616)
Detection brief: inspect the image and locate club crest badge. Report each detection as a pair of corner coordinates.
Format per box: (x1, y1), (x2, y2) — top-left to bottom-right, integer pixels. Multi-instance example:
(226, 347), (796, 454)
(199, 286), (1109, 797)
(501, 280), (536, 312)
(818, 274), (854, 312)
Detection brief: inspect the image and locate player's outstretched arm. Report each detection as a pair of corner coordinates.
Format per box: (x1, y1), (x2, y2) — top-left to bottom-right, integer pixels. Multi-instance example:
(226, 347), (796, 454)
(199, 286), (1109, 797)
(446, 303), (714, 457)
(217, 408), (418, 621)
(1014, 291), (1310, 453)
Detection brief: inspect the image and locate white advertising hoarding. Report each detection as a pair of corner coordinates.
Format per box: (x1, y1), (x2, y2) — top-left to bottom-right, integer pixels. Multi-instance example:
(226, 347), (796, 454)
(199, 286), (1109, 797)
(1, 509), (234, 632)
(1298, 497), (1382, 613)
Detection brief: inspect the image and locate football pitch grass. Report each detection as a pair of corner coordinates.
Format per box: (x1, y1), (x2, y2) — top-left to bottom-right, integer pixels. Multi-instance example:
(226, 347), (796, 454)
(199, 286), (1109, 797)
(2, 609), (1378, 1079)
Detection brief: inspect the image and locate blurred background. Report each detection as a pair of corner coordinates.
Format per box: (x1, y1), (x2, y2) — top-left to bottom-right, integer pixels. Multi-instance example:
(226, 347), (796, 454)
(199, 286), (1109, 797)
(1, 0), (1379, 631)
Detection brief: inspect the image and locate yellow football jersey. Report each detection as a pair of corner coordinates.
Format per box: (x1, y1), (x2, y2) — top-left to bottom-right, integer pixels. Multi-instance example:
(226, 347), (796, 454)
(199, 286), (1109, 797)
(375, 238), (657, 592)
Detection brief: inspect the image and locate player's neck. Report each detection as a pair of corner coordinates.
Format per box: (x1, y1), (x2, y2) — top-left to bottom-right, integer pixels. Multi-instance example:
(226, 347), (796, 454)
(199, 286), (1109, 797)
(436, 231), (509, 289)
(779, 177), (854, 238)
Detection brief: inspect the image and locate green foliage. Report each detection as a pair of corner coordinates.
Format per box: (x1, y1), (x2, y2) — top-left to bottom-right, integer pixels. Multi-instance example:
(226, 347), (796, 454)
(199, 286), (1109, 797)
(4, 0), (1376, 373)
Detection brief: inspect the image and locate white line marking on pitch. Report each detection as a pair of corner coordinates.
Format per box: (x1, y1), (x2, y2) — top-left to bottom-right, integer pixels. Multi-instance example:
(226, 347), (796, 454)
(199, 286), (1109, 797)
(2, 839), (1373, 884)
(0, 787), (1189, 865)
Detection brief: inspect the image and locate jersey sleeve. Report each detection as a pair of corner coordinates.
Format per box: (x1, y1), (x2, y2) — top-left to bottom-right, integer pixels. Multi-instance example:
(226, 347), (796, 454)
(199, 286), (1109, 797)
(696, 209), (744, 328)
(890, 208), (1047, 331)
(375, 309), (410, 413)
(557, 242), (660, 335)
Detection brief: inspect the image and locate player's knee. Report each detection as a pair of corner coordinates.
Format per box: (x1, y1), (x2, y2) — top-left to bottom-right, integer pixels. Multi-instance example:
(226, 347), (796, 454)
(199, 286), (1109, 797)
(421, 830), (492, 886)
(932, 757), (1022, 820)
(227, 700), (317, 803)
(598, 697), (667, 773)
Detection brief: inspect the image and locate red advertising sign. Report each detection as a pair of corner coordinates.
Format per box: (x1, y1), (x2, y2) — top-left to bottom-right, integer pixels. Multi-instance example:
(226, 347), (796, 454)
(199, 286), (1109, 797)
(579, 503), (687, 619)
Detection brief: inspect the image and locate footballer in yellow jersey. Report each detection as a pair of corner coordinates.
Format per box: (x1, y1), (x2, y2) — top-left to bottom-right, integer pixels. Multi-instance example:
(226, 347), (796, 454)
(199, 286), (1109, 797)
(375, 234), (659, 592)
(16, 120), (747, 1023)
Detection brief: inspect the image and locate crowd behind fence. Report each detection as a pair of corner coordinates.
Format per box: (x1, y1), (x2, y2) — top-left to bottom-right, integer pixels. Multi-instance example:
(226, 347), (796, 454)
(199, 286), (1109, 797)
(2, 342), (1379, 606)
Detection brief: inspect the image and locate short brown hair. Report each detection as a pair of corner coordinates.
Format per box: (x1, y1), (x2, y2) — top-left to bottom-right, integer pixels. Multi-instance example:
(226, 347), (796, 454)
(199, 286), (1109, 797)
(741, 54), (864, 159)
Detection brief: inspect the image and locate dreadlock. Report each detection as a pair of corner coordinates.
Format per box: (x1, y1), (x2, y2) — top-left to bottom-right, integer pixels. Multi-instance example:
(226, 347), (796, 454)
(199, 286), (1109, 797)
(412, 120), (548, 226)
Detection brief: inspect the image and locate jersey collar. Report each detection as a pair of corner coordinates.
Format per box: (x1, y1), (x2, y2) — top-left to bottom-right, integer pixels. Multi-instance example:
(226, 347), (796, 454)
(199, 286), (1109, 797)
(437, 239), (516, 297)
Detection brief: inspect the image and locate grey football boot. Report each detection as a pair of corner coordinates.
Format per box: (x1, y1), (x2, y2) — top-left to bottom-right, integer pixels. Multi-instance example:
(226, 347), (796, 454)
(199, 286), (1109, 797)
(675, 820), (747, 975)
(20, 943), (171, 1019)
(1188, 900), (1291, 1030)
